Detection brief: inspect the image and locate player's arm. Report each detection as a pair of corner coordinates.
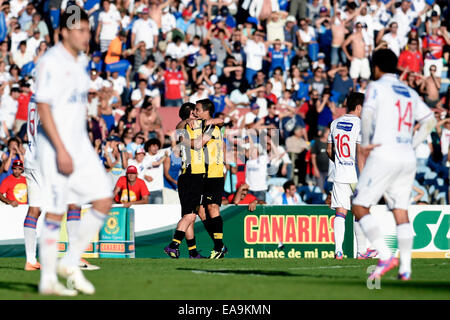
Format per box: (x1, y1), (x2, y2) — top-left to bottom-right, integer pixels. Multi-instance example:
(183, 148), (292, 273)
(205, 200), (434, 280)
(37, 102), (73, 175)
(326, 142), (334, 161)
(205, 118), (224, 127)
(356, 143), (366, 172)
(412, 109), (436, 149)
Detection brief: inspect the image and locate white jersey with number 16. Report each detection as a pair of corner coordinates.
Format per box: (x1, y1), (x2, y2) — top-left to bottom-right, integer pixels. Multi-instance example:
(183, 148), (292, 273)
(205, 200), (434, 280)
(328, 115), (361, 184)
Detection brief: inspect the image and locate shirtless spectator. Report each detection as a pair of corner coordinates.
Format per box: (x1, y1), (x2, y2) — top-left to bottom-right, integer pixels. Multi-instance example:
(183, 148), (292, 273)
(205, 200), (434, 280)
(139, 96), (164, 145)
(420, 65), (441, 108)
(330, 2), (354, 69)
(342, 22), (371, 89)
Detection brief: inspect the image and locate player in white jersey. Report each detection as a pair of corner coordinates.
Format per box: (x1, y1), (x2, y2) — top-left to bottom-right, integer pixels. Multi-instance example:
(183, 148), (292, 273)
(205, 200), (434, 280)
(22, 96), (99, 272)
(35, 8), (113, 296)
(327, 92), (375, 260)
(22, 95), (44, 271)
(352, 49), (436, 281)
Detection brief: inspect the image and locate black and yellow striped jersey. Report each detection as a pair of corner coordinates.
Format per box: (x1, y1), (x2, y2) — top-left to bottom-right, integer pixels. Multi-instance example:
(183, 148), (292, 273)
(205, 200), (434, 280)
(180, 120), (206, 175)
(204, 125), (224, 178)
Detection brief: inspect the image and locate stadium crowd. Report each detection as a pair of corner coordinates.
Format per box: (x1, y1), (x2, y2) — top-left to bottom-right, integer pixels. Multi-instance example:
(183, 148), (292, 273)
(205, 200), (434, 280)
(0, 0), (449, 207)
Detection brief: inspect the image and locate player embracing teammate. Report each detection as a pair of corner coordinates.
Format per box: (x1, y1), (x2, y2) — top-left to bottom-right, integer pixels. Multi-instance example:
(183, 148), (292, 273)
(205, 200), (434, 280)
(165, 99), (227, 259)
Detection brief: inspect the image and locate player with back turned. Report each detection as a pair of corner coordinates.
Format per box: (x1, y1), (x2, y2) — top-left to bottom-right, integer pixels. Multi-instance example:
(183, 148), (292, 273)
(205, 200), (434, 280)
(327, 92), (374, 260)
(351, 49), (436, 281)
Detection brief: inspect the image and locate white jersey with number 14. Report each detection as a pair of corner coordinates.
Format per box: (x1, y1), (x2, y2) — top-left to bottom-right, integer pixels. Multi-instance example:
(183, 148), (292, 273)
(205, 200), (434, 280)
(362, 73), (433, 160)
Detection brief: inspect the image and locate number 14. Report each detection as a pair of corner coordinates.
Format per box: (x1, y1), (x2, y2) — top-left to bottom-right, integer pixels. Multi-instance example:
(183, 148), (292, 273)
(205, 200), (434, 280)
(395, 100), (412, 132)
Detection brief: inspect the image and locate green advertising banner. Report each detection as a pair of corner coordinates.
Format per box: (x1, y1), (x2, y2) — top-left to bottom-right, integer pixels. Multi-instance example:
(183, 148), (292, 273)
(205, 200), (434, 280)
(99, 207), (135, 258)
(135, 205), (353, 259)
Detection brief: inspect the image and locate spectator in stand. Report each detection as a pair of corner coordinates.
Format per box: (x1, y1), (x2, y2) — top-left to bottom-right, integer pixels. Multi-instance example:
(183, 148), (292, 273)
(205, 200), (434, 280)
(113, 165), (150, 207)
(311, 126), (330, 193)
(164, 57), (187, 107)
(0, 159), (27, 206)
(286, 125), (310, 185)
(422, 25), (449, 77)
(126, 131), (146, 158)
(13, 79), (31, 134)
(163, 140), (182, 204)
(420, 64), (441, 108)
(397, 38), (423, 75)
(0, 138), (24, 184)
(12, 40), (33, 68)
(131, 6), (159, 55)
(307, 66), (329, 96)
(24, 12), (50, 44)
(131, 79), (155, 108)
(343, 22), (371, 89)
(104, 135), (129, 186)
(328, 65), (353, 107)
(245, 143), (269, 202)
(143, 138), (169, 204)
(273, 180), (303, 204)
(139, 97), (164, 144)
(244, 30), (267, 84)
(186, 12), (208, 43)
(95, 0), (121, 53)
(104, 29), (128, 65)
(227, 182), (265, 211)
(377, 21), (403, 57)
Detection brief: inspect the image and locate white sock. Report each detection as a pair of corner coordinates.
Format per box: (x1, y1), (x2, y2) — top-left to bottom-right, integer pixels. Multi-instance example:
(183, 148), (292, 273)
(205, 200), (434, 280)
(66, 209), (81, 250)
(397, 223), (413, 274)
(333, 212), (346, 253)
(61, 208), (106, 267)
(24, 228), (37, 264)
(24, 215), (38, 264)
(39, 219), (61, 284)
(354, 220), (367, 254)
(358, 214), (392, 261)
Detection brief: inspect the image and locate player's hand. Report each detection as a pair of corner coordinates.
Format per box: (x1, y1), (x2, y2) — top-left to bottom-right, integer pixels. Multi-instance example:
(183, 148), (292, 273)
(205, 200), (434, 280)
(360, 144), (380, 158)
(123, 202), (132, 208)
(57, 149), (74, 176)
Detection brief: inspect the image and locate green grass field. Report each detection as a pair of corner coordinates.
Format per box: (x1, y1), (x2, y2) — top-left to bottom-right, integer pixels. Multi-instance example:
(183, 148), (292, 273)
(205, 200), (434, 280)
(0, 258), (449, 300)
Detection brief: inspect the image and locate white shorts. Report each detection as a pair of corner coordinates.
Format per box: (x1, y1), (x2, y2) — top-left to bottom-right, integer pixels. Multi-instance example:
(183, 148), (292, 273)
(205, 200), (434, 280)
(331, 182), (355, 211)
(23, 167), (43, 208)
(353, 155), (416, 210)
(350, 57), (371, 80)
(38, 136), (113, 214)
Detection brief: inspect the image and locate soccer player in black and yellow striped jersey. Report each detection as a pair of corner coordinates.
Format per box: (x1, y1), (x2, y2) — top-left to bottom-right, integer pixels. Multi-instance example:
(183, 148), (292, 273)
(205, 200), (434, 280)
(164, 102), (224, 259)
(194, 99), (228, 259)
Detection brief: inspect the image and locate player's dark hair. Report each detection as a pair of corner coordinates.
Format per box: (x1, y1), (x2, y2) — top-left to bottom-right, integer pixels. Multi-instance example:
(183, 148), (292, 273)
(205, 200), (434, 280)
(197, 99), (215, 117)
(283, 180), (296, 192)
(346, 92), (365, 112)
(179, 102), (195, 120)
(60, 6), (89, 30)
(372, 49), (398, 74)
(145, 138), (161, 150)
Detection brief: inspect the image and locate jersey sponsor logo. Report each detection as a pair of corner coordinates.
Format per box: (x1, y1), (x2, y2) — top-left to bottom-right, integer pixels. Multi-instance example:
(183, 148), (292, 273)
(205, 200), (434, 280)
(392, 85), (411, 98)
(336, 122), (353, 132)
